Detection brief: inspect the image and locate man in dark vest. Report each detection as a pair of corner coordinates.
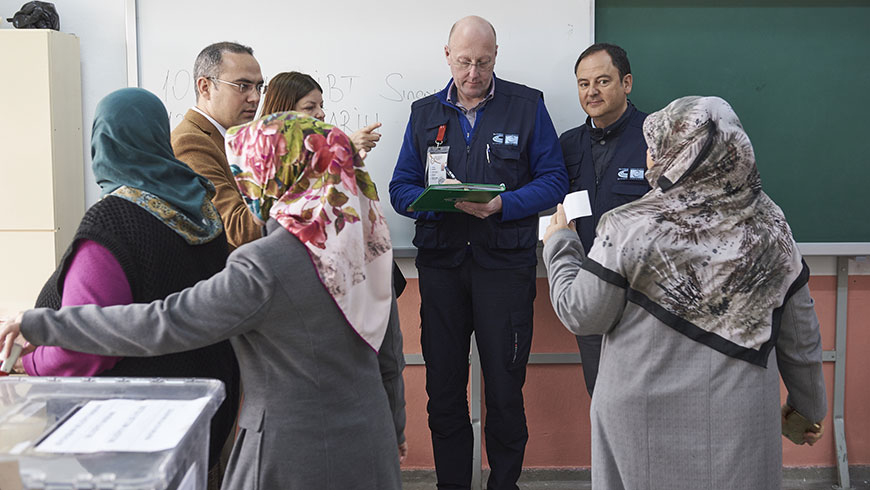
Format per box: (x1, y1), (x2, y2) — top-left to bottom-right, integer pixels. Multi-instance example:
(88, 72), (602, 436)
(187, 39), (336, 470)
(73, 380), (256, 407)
(560, 43), (650, 397)
(389, 15), (567, 490)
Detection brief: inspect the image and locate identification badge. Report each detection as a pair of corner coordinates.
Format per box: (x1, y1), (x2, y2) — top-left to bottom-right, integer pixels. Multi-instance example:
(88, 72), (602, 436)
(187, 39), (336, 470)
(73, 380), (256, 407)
(617, 168), (646, 181)
(426, 145), (450, 186)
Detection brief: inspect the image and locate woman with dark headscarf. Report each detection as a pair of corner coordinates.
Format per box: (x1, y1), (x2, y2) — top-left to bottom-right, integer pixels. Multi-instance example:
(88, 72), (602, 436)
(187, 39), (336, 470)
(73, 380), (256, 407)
(541, 96), (826, 489)
(1, 111), (403, 490)
(11, 88), (239, 487)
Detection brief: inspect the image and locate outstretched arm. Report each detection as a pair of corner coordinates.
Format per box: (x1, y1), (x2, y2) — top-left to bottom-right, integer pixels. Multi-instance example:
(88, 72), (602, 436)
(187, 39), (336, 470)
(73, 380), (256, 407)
(3, 252), (274, 359)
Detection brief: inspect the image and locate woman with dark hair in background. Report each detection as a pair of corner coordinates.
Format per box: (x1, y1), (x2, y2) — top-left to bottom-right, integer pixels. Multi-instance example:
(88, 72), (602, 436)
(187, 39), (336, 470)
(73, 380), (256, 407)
(261, 71), (383, 153)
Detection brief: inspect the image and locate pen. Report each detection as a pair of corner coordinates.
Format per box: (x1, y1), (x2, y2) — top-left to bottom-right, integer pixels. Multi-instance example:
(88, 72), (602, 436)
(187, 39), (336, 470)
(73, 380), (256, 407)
(445, 166), (457, 180)
(486, 144), (491, 164)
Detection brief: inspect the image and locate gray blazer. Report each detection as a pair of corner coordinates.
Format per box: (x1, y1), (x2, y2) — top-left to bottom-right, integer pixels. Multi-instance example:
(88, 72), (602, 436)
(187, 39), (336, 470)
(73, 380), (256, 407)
(23, 220), (403, 490)
(543, 228), (826, 490)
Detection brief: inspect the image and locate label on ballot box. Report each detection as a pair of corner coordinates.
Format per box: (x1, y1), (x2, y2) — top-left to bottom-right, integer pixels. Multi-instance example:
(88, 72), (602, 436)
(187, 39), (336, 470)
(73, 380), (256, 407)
(0, 377), (224, 490)
(36, 398), (210, 453)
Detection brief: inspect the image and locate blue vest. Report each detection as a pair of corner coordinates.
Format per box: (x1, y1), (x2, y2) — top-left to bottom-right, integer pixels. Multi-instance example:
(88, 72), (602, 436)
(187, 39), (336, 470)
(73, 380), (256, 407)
(560, 106), (649, 251)
(410, 79), (540, 269)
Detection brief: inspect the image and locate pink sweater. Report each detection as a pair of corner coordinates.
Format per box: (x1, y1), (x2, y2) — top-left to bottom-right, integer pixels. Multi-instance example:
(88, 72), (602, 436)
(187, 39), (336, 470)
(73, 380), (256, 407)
(22, 240), (130, 376)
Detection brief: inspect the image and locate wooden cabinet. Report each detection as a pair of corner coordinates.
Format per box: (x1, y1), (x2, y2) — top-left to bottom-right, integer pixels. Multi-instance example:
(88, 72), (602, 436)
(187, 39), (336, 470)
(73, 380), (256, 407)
(0, 30), (84, 314)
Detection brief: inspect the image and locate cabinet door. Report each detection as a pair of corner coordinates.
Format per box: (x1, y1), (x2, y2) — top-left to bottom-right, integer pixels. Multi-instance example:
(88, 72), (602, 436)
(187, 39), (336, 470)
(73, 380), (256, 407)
(0, 31), (56, 230)
(0, 231), (57, 314)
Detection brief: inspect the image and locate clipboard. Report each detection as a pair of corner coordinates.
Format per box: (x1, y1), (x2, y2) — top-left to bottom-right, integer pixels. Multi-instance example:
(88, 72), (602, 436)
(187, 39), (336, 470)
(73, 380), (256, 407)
(407, 183), (506, 212)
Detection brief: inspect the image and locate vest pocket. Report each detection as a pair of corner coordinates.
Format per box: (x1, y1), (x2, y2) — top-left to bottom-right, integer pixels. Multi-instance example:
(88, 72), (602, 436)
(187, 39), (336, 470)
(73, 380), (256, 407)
(413, 220), (442, 248)
(611, 183), (649, 196)
(563, 150), (584, 192)
(423, 118), (450, 146)
(610, 182), (650, 208)
(488, 145), (522, 189)
(485, 218), (538, 250)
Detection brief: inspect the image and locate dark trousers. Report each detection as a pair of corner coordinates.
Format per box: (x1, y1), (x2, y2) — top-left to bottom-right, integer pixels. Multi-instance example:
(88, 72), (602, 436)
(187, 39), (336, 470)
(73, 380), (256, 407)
(575, 334), (603, 397)
(418, 258), (536, 490)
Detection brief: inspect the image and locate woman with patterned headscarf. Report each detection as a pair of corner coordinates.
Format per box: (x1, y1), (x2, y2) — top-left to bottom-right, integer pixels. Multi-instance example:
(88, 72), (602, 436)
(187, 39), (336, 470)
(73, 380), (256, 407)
(1, 111), (403, 490)
(541, 96), (826, 489)
(8, 88), (239, 488)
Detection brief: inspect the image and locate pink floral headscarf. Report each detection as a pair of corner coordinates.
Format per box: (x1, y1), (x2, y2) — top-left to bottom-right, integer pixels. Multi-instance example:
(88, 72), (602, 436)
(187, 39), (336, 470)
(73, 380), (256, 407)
(225, 112), (393, 351)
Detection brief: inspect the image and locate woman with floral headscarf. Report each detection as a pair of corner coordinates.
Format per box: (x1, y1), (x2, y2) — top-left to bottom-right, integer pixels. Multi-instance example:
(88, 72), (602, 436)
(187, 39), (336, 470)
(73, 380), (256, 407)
(1, 112), (403, 489)
(541, 96), (826, 489)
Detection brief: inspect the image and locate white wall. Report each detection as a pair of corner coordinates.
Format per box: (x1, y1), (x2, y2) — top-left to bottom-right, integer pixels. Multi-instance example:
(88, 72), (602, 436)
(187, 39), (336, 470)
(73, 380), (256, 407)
(1, 0), (128, 208)
(2, 1), (866, 272)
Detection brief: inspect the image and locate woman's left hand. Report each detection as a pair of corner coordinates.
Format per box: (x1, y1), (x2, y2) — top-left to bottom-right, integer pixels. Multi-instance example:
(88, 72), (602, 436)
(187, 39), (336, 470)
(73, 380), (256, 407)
(542, 204), (575, 245)
(350, 122), (382, 153)
(781, 403), (825, 446)
(0, 312), (34, 365)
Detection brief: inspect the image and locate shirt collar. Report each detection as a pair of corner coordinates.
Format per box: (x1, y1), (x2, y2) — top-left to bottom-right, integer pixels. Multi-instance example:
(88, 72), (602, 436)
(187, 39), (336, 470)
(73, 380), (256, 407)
(192, 107), (227, 138)
(446, 77), (496, 111)
(586, 101), (635, 141)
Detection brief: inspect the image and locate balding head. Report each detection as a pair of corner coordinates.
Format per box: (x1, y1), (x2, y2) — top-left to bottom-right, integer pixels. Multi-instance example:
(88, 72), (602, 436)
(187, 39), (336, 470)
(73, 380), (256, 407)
(448, 15), (497, 46)
(444, 16), (498, 107)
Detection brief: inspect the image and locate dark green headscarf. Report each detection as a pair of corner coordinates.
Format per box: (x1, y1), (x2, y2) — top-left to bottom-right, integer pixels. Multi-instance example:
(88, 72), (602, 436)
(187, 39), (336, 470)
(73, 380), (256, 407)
(91, 88), (222, 244)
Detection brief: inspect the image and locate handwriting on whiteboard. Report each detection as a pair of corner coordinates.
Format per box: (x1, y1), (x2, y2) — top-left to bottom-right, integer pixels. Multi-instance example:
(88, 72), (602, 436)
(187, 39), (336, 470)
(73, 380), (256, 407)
(157, 68), (440, 131)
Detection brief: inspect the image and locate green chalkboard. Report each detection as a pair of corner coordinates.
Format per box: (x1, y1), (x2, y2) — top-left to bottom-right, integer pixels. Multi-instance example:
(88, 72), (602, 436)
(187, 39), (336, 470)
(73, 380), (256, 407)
(596, 2), (870, 243)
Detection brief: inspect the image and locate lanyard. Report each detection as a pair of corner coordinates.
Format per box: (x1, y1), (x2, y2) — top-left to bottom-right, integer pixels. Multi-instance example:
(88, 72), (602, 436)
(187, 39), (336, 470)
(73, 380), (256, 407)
(435, 124), (446, 147)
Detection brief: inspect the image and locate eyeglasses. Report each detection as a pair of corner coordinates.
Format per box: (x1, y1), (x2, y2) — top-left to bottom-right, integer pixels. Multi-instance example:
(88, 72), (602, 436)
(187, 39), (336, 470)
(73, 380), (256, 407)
(451, 58), (495, 72)
(208, 77), (266, 95)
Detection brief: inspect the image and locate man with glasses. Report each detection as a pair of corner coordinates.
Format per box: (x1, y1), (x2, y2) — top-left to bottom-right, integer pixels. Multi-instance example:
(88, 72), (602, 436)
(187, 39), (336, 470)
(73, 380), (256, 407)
(171, 42), (265, 249)
(389, 16), (566, 490)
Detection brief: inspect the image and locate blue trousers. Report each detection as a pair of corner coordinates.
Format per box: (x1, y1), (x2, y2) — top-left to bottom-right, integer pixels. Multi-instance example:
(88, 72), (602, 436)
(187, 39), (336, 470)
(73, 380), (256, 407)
(418, 257), (535, 490)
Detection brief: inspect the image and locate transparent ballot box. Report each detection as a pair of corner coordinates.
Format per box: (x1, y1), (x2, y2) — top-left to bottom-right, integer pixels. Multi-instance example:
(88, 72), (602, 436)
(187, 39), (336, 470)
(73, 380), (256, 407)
(0, 377), (225, 490)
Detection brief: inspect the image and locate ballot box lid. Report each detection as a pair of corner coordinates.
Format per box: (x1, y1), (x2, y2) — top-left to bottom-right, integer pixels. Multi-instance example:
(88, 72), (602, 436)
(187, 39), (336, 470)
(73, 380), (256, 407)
(0, 377), (225, 490)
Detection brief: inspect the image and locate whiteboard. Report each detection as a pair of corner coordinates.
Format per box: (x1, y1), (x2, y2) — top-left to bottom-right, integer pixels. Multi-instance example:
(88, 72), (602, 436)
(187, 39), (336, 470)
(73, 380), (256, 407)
(135, 0), (593, 251)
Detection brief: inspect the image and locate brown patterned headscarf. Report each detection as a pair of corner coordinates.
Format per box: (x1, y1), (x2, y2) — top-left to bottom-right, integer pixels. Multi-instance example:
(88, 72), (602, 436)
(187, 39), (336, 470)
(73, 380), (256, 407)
(583, 96), (806, 366)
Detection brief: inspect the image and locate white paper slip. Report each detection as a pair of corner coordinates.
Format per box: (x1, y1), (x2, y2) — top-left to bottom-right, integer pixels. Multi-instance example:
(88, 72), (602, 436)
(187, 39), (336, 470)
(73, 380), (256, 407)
(563, 190), (592, 221)
(539, 190), (593, 240)
(35, 397), (210, 453)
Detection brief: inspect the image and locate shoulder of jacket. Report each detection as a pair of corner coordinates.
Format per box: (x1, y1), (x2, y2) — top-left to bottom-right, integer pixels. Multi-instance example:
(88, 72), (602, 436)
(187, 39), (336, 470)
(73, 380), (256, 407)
(559, 125), (585, 143)
(628, 108), (649, 128)
(496, 78), (543, 102)
(172, 126), (222, 157)
(410, 93), (442, 112)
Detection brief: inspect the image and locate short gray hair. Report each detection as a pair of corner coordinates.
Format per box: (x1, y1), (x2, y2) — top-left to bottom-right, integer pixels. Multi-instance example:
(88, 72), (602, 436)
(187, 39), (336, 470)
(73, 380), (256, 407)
(193, 42), (254, 101)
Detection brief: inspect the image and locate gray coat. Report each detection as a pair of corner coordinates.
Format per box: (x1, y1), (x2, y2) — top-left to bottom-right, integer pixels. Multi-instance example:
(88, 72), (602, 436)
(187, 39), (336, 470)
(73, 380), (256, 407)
(23, 220), (403, 490)
(543, 229), (826, 490)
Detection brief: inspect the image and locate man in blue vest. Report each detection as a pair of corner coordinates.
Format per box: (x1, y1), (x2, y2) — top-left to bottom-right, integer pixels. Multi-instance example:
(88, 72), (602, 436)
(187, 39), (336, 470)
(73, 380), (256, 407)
(560, 43), (649, 397)
(389, 15), (567, 490)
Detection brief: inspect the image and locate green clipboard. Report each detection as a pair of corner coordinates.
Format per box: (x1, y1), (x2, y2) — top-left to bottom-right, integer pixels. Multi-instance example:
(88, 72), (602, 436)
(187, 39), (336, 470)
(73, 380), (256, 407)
(407, 183), (506, 212)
